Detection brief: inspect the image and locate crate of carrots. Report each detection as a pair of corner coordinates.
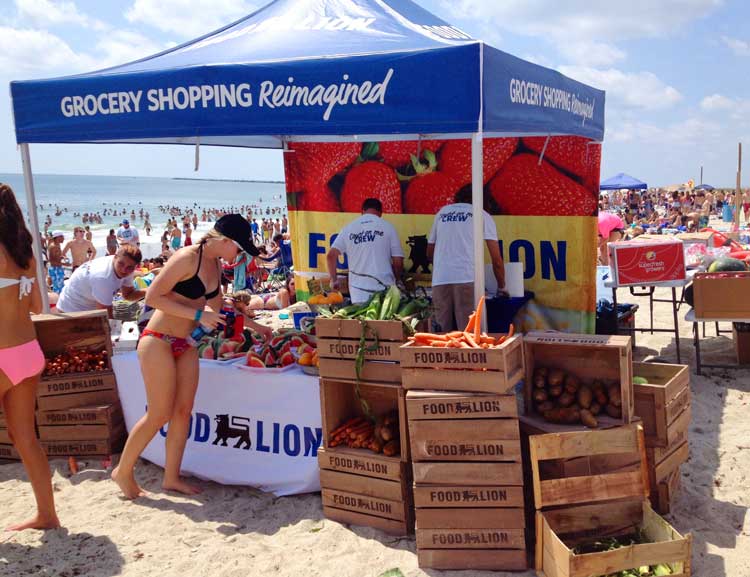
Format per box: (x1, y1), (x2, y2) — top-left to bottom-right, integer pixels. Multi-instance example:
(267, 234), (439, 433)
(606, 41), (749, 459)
(399, 297), (524, 394)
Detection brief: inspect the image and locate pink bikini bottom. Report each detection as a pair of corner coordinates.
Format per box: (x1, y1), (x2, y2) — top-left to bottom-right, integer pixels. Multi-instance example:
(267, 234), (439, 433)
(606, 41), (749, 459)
(0, 340), (45, 386)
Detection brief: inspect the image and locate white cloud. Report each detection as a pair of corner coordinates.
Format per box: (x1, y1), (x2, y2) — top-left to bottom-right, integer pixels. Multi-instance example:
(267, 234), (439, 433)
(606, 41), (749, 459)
(14, 0), (103, 29)
(92, 29), (171, 70)
(126, 0), (257, 38)
(721, 35), (750, 56)
(556, 40), (626, 68)
(0, 26), (92, 77)
(701, 93), (734, 110)
(608, 117), (721, 145)
(445, 0), (722, 42)
(559, 66), (682, 110)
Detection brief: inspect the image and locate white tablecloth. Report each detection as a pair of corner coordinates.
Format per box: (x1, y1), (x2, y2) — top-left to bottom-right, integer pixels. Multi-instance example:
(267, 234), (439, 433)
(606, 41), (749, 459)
(112, 352), (322, 496)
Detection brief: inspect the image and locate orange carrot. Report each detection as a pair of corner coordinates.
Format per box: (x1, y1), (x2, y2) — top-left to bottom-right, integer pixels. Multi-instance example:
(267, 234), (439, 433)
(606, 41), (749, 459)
(507, 323), (515, 338)
(447, 339), (461, 348)
(430, 340), (449, 347)
(464, 312), (476, 333)
(463, 331), (480, 348)
(446, 331), (464, 338)
(458, 341), (471, 348)
(415, 332), (448, 341)
(479, 336), (496, 344)
(474, 296), (485, 342)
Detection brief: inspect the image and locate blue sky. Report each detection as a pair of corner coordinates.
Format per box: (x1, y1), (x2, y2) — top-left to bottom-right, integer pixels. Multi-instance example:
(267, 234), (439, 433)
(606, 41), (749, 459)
(0, 0), (747, 187)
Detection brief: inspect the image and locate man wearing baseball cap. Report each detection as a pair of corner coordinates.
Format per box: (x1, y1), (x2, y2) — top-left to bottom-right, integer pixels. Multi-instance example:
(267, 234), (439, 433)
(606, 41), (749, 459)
(117, 218), (140, 248)
(47, 231), (65, 293)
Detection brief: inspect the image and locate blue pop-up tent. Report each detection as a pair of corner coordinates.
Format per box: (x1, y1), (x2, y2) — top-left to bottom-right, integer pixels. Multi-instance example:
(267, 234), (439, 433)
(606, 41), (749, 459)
(10, 0), (605, 312)
(600, 173), (647, 190)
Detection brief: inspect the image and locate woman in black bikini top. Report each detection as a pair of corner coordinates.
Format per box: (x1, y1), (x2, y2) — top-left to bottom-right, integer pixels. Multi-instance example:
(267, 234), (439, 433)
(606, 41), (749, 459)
(113, 215), (259, 500)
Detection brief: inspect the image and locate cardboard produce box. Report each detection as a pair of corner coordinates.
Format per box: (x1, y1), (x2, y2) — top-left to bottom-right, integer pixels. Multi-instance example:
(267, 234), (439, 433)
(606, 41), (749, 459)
(609, 238), (686, 286)
(692, 271), (750, 319)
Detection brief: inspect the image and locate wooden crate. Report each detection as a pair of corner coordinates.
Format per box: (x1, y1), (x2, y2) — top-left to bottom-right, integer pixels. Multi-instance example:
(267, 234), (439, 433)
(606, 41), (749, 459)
(523, 332), (633, 428)
(33, 310), (113, 368)
(0, 410), (5, 428)
(38, 371), (117, 400)
(316, 318), (408, 384)
(653, 468), (682, 515)
(36, 404), (122, 427)
(400, 334), (524, 394)
(36, 388), (120, 412)
(413, 485), (525, 508)
(0, 444), (20, 460)
(320, 379), (408, 461)
(38, 420), (126, 442)
(417, 549), (528, 571)
(318, 447), (412, 536)
(633, 362), (690, 447)
(646, 404), (691, 464)
(530, 425), (692, 577)
(0, 428), (11, 445)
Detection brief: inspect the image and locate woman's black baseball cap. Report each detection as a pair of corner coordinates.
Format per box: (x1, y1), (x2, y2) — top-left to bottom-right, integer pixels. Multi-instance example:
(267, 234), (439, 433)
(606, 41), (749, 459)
(215, 214), (260, 256)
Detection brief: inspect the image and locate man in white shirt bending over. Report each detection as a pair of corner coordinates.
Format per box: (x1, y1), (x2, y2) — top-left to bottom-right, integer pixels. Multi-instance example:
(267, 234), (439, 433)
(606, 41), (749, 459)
(327, 198), (404, 304)
(428, 187), (505, 331)
(56, 245), (145, 317)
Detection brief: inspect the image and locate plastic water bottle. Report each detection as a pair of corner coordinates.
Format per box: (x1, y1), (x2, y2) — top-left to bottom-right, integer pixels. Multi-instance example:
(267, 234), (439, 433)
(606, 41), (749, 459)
(187, 323), (219, 347)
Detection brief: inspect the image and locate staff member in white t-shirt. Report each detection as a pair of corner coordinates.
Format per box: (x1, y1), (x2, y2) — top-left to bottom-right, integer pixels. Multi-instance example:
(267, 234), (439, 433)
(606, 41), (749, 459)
(428, 187), (505, 331)
(327, 198), (404, 303)
(117, 219), (140, 247)
(56, 245), (145, 316)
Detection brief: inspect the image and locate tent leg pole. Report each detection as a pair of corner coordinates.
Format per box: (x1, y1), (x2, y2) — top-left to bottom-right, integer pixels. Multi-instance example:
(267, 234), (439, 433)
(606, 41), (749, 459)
(471, 132), (485, 329)
(20, 143), (50, 313)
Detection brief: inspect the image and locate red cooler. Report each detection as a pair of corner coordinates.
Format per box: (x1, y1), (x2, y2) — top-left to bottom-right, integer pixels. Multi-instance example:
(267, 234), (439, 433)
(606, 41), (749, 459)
(609, 238), (686, 286)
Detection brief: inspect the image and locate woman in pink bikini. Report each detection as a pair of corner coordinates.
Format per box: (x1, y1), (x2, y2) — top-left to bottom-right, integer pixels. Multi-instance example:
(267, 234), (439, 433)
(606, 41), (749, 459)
(0, 184), (60, 530)
(112, 214), (260, 499)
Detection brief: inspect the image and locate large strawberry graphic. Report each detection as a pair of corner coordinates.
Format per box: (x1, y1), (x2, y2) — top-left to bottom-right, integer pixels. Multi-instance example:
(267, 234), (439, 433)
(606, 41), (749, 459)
(297, 182), (341, 212)
(488, 153), (597, 216)
(340, 161), (402, 213)
(438, 138), (518, 187)
(522, 136), (600, 193)
(283, 149), (304, 194)
(288, 142), (361, 187)
(402, 150), (460, 214)
(377, 140), (444, 169)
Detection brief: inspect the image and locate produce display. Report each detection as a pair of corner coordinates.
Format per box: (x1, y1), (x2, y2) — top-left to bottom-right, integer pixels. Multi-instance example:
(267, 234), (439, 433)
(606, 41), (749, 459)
(532, 367), (622, 428)
(328, 411), (401, 457)
(244, 329), (316, 369)
(43, 347), (109, 376)
(307, 291), (344, 305)
(318, 285), (430, 328)
(706, 256), (747, 272)
(404, 296), (513, 348)
(573, 534), (674, 576)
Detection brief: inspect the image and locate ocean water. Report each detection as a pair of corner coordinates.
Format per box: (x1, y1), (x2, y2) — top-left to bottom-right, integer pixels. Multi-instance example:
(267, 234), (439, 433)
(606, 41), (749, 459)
(1, 173), (287, 233)
(1, 173), (288, 259)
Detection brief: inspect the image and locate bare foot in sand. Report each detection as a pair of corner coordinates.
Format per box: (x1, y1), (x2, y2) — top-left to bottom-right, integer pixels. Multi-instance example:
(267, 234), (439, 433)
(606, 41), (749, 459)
(162, 478), (202, 496)
(111, 466), (146, 499)
(6, 514), (60, 531)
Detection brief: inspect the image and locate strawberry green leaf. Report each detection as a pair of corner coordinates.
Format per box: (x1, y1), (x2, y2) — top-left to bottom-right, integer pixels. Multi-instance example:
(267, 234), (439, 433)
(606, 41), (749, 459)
(360, 142), (380, 161)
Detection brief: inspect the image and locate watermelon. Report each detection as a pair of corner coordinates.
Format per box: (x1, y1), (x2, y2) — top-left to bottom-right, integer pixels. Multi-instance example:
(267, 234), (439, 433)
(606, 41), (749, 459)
(246, 353), (265, 368)
(289, 335), (305, 348)
(200, 345), (216, 360)
(708, 257), (747, 273)
(279, 351), (295, 366)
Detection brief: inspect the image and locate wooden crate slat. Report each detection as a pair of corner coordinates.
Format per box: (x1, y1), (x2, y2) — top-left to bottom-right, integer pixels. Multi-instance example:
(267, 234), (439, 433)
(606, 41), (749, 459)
(317, 447), (403, 482)
(318, 357), (401, 384)
(417, 548), (527, 571)
(402, 367), (520, 394)
(416, 528), (525, 550)
(322, 505), (410, 536)
(321, 488), (408, 522)
(652, 441), (689, 484)
(36, 389), (120, 412)
(568, 538), (690, 577)
(319, 469), (407, 502)
(406, 390), (517, 420)
(647, 406), (691, 461)
(409, 418), (521, 462)
(315, 318), (406, 341)
(400, 335), (522, 372)
(413, 485), (525, 508)
(415, 507), (525, 529)
(541, 501), (642, 537)
(539, 470), (644, 508)
(36, 404), (122, 427)
(38, 371), (117, 398)
(317, 337), (402, 362)
(530, 426), (640, 461)
(413, 461), (523, 486)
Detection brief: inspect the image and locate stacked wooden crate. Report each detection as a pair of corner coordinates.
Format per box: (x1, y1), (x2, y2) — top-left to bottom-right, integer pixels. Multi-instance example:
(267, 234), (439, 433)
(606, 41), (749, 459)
(0, 409), (20, 460)
(633, 361), (691, 514)
(33, 311), (126, 458)
(530, 425), (692, 577)
(316, 318), (413, 536)
(400, 333), (528, 571)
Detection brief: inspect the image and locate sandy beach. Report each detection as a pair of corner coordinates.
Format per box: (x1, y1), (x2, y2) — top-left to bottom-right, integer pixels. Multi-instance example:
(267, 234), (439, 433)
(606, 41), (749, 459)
(1, 290), (748, 577)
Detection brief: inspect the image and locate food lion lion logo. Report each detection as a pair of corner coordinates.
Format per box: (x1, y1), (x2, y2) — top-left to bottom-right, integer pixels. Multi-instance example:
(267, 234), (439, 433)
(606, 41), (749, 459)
(645, 251), (657, 261)
(212, 414), (251, 449)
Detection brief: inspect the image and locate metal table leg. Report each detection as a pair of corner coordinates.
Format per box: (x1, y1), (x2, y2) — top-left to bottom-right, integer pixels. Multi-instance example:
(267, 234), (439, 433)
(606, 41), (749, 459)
(693, 321), (702, 375)
(672, 287), (681, 364)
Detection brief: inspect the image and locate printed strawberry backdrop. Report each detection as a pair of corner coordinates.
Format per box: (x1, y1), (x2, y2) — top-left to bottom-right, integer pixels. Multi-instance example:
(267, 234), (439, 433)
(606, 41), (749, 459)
(285, 137), (601, 332)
